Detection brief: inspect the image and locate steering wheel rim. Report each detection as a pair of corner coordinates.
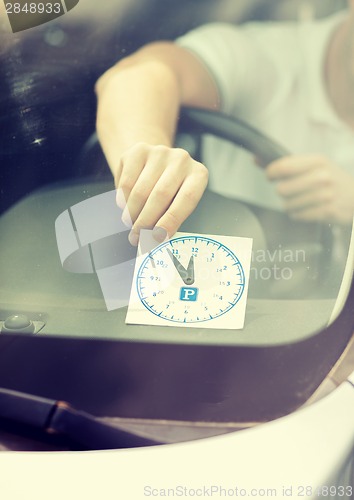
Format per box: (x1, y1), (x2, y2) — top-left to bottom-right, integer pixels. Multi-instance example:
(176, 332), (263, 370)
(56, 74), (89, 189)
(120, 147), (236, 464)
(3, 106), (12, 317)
(178, 106), (289, 165)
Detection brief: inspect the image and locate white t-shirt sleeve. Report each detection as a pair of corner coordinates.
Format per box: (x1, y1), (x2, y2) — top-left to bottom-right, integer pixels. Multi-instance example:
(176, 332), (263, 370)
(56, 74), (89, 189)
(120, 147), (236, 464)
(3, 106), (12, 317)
(176, 22), (296, 120)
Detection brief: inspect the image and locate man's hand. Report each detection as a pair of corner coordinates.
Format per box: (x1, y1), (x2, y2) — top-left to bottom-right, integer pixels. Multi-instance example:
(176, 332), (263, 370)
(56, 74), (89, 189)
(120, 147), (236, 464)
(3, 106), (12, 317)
(116, 143), (208, 245)
(266, 154), (354, 225)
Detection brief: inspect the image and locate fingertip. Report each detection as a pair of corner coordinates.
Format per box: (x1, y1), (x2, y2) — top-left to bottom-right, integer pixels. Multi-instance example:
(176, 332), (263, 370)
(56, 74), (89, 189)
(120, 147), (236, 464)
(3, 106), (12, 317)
(128, 230), (139, 246)
(265, 162), (279, 179)
(116, 188), (126, 210)
(152, 226), (168, 243)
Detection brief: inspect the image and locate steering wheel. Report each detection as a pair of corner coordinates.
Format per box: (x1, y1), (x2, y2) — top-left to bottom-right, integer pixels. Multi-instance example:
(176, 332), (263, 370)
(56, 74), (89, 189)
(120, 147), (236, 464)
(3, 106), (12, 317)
(81, 106), (333, 298)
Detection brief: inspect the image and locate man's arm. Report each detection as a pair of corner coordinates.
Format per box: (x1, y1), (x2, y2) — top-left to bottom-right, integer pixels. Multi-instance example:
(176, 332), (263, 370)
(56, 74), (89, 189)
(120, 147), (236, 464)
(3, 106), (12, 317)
(95, 42), (220, 245)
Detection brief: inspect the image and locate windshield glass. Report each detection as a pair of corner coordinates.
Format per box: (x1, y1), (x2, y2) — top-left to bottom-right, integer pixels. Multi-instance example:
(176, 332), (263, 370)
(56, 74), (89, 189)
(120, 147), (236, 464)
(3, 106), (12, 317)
(0, 1), (353, 430)
(0, 0), (354, 448)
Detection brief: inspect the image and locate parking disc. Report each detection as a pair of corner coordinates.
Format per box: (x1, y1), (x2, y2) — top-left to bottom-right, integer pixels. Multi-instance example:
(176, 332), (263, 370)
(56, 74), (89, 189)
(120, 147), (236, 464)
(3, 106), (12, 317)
(126, 230), (253, 329)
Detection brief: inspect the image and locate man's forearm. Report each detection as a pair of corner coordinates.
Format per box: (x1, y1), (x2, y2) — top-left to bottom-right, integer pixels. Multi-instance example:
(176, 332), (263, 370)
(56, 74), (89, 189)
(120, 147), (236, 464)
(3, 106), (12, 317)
(95, 56), (181, 178)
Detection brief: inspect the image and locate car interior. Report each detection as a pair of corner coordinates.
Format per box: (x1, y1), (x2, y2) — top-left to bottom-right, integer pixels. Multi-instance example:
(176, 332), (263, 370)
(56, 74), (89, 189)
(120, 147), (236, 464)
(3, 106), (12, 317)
(0, 0), (353, 451)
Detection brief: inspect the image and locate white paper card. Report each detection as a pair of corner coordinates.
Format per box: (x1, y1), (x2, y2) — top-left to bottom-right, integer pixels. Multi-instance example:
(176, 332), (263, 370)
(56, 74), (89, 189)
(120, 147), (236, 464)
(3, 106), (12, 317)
(126, 230), (253, 330)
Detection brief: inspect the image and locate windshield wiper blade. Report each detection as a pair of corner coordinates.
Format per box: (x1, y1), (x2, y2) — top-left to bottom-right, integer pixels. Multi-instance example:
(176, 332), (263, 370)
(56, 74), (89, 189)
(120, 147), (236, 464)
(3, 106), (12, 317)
(0, 387), (161, 449)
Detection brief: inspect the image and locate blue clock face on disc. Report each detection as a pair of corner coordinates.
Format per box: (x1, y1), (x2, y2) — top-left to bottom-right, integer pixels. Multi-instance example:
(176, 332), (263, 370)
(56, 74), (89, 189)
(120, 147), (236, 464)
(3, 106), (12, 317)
(136, 235), (245, 324)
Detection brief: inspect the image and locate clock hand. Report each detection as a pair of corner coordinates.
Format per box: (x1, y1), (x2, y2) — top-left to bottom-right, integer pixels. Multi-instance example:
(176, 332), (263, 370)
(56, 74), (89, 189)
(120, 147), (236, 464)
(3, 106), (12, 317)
(185, 255), (195, 285)
(166, 249), (194, 285)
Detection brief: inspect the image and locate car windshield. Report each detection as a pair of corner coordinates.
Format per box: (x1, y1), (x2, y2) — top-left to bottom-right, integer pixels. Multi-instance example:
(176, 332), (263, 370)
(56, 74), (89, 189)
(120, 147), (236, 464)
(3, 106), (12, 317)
(0, 0), (353, 430)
